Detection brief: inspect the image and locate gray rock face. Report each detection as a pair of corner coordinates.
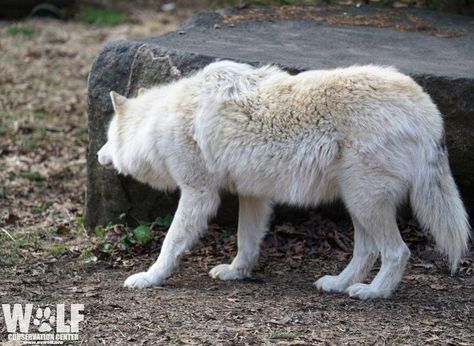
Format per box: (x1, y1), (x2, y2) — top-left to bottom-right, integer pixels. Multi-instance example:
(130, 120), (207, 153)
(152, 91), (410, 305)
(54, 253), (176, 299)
(86, 5), (474, 229)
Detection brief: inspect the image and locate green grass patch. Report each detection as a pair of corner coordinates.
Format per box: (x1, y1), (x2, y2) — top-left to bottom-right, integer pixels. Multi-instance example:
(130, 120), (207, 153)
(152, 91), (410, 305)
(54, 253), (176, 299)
(6, 24), (34, 38)
(389, 335), (407, 345)
(19, 171), (45, 182)
(154, 214), (173, 227)
(2, 111), (49, 122)
(270, 332), (299, 340)
(218, 229), (232, 241)
(94, 226), (106, 238)
(46, 31), (66, 44)
(132, 225), (152, 245)
(80, 6), (128, 27)
(0, 254), (20, 266)
(73, 127), (88, 138)
(93, 214), (174, 256)
(47, 245), (67, 256)
(0, 233), (31, 266)
(31, 112), (57, 121)
(80, 247), (97, 263)
(19, 138), (38, 152)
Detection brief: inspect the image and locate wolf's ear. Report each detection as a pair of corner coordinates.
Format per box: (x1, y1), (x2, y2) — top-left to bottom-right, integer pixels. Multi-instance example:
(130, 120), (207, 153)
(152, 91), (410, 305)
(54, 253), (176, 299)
(137, 87), (146, 96)
(110, 91), (127, 115)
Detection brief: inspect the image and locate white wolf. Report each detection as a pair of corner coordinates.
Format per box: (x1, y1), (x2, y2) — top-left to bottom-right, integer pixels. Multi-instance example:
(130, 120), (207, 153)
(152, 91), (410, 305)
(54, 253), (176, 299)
(97, 60), (469, 299)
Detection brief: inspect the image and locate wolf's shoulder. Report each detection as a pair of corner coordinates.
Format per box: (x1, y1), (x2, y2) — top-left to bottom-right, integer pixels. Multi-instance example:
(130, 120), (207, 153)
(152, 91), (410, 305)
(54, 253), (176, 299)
(200, 60), (282, 80)
(196, 60), (284, 100)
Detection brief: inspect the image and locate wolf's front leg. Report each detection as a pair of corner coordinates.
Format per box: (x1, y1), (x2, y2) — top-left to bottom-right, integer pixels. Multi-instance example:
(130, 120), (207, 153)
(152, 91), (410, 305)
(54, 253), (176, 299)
(124, 188), (220, 288)
(210, 195), (272, 281)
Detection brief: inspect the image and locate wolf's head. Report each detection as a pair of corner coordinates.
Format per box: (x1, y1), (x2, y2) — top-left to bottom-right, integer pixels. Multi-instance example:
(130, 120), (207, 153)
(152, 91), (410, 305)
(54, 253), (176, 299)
(97, 90), (177, 191)
(97, 91), (127, 171)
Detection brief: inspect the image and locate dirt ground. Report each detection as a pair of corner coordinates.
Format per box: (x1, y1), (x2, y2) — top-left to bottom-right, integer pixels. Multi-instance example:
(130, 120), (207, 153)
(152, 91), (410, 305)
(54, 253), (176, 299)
(1, 236), (473, 345)
(0, 1), (473, 345)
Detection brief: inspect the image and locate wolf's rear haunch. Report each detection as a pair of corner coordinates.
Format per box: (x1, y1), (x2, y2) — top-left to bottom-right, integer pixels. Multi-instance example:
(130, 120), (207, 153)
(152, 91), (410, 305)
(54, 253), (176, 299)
(410, 141), (470, 274)
(99, 61), (470, 299)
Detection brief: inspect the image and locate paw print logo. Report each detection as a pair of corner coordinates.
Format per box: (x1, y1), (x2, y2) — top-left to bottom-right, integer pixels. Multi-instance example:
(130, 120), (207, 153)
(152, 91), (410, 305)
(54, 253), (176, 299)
(33, 307), (55, 333)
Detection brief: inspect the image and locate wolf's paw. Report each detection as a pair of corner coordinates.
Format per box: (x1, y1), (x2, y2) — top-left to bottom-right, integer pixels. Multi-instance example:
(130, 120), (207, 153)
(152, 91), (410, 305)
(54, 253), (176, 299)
(124, 272), (162, 289)
(346, 283), (389, 300)
(314, 275), (349, 293)
(209, 264), (248, 281)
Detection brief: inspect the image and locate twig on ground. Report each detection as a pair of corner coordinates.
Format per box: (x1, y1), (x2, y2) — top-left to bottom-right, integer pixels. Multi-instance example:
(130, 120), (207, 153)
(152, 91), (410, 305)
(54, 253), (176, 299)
(333, 230), (350, 253)
(0, 227), (16, 242)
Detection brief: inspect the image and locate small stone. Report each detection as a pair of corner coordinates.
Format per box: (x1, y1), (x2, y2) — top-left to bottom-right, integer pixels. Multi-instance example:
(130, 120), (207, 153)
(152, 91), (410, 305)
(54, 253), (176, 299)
(393, 1), (408, 8)
(161, 3), (176, 12)
(213, 24), (221, 29)
(178, 30), (185, 35)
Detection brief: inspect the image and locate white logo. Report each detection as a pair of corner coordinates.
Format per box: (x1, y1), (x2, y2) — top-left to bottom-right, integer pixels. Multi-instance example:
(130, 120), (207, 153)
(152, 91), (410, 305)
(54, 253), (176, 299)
(2, 304), (84, 344)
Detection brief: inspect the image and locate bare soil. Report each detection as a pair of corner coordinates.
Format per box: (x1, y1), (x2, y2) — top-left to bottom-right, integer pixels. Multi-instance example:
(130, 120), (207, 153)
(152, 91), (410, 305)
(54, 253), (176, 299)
(0, 1), (473, 345)
(1, 237), (473, 345)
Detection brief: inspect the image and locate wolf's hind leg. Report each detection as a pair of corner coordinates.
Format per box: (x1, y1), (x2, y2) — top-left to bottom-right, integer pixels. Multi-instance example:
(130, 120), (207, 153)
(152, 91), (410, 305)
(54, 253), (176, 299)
(334, 154), (411, 299)
(315, 217), (378, 293)
(345, 201), (410, 299)
(210, 196), (272, 281)
(124, 188), (220, 289)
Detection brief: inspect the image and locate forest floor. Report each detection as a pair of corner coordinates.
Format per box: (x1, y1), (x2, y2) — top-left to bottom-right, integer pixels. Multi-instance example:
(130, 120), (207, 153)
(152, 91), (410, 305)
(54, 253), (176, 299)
(0, 1), (473, 345)
(1, 230), (474, 345)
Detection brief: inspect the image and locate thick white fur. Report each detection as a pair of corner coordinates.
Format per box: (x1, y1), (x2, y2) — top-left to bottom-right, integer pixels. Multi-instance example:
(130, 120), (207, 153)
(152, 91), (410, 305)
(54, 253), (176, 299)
(98, 61), (470, 299)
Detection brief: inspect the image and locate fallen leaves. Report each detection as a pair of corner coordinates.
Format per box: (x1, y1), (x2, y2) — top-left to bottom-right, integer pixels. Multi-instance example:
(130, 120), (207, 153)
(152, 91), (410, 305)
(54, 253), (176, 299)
(429, 283), (446, 291)
(0, 4), (186, 264)
(223, 5), (465, 38)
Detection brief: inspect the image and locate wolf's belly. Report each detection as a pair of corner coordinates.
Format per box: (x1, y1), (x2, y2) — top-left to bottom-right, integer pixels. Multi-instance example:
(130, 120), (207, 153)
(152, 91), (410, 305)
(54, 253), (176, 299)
(228, 162), (340, 207)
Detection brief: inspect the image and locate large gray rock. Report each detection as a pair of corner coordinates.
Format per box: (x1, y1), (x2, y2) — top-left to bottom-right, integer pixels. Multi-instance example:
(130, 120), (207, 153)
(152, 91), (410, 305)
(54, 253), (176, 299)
(86, 5), (474, 230)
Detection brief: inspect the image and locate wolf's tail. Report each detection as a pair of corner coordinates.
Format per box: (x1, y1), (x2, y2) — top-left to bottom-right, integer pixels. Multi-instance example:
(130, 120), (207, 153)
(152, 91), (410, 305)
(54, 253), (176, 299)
(410, 142), (470, 274)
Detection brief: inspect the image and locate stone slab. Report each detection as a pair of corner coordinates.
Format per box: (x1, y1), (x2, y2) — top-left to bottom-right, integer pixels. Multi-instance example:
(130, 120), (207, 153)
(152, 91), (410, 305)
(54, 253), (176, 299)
(86, 5), (474, 229)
